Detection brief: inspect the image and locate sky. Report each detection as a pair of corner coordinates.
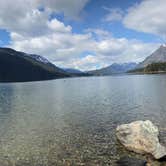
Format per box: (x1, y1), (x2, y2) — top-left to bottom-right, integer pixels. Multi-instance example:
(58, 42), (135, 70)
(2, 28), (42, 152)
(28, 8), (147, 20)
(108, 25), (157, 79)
(0, 0), (166, 71)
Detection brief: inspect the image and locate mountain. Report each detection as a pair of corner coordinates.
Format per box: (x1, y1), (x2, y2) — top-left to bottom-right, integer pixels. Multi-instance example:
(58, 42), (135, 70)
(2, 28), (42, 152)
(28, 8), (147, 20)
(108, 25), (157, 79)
(88, 62), (137, 75)
(137, 44), (166, 68)
(63, 68), (92, 77)
(129, 62), (166, 74)
(63, 68), (83, 74)
(0, 47), (70, 82)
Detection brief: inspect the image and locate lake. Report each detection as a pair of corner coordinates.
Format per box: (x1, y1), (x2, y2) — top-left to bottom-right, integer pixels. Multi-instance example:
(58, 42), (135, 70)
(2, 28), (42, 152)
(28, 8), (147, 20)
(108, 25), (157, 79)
(0, 75), (166, 165)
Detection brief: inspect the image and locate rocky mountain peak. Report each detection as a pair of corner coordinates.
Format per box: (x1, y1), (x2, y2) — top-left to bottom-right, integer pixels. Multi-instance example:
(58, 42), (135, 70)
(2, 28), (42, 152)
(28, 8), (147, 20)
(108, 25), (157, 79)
(137, 44), (166, 68)
(161, 44), (166, 48)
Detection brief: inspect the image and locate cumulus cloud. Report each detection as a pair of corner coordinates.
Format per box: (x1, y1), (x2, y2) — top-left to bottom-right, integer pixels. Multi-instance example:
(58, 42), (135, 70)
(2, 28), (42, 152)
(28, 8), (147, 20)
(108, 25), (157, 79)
(123, 0), (166, 38)
(41, 0), (90, 19)
(85, 28), (111, 40)
(93, 37), (158, 69)
(103, 7), (124, 22)
(55, 38), (159, 71)
(0, 0), (160, 70)
(9, 22), (94, 62)
(9, 23), (158, 71)
(58, 55), (103, 71)
(60, 40), (158, 71)
(0, 0), (89, 36)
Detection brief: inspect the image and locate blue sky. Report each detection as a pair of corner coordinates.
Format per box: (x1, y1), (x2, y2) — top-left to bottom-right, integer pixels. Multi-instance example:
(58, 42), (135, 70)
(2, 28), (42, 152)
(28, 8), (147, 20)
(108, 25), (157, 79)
(0, 0), (165, 70)
(0, 29), (10, 46)
(42, 0), (159, 42)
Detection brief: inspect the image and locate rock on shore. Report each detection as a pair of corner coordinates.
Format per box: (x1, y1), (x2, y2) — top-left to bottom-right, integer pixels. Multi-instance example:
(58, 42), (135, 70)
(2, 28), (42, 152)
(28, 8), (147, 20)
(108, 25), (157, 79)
(116, 120), (166, 159)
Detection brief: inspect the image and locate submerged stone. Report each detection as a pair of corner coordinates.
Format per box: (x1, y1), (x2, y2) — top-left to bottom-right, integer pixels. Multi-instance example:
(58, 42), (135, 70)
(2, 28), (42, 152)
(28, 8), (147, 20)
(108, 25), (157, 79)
(117, 156), (147, 166)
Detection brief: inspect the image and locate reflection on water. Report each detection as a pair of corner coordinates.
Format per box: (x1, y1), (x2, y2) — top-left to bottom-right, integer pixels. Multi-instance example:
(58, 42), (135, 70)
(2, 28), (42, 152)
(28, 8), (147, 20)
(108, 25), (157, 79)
(0, 75), (166, 165)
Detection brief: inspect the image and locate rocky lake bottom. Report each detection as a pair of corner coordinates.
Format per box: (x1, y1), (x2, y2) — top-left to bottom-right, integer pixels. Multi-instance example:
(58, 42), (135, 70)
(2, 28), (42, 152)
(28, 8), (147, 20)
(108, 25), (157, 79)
(0, 75), (166, 165)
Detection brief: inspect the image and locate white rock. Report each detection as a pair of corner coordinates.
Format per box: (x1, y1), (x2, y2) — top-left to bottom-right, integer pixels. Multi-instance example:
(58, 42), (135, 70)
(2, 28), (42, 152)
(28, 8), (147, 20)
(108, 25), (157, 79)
(116, 120), (166, 159)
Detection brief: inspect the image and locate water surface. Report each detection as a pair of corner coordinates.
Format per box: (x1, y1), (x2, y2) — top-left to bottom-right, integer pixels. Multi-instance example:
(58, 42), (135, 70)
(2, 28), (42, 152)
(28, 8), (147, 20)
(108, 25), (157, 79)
(0, 75), (166, 165)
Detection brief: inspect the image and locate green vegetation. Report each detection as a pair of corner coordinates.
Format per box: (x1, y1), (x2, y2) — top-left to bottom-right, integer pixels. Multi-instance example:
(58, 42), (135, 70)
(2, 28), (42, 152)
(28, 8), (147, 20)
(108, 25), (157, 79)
(145, 62), (166, 72)
(129, 62), (166, 74)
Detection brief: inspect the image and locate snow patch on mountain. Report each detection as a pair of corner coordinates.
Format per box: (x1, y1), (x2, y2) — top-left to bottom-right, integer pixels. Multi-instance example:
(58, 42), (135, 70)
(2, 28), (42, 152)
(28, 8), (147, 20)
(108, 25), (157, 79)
(23, 53), (50, 64)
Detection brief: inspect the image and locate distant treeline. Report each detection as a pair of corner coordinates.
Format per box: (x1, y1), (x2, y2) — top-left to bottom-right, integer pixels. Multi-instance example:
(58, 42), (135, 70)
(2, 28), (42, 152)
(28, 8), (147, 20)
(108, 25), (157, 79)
(129, 62), (166, 74)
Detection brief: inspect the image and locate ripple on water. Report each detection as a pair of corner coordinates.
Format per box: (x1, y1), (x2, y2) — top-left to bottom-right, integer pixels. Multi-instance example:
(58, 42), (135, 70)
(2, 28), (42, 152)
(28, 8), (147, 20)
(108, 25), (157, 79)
(0, 75), (165, 165)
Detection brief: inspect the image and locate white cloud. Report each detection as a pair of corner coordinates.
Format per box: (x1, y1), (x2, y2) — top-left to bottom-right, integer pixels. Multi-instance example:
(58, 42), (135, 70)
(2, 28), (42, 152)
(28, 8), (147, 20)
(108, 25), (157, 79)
(53, 36), (159, 71)
(41, 0), (90, 19)
(9, 23), (159, 71)
(0, 0), (161, 71)
(123, 0), (166, 38)
(94, 38), (159, 67)
(0, 0), (90, 25)
(7, 20), (158, 71)
(103, 7), (124, 22)
(9, 23), (94, 62)
(85, 28), (111, 40)
(0, 0), (90, 37)
(58, 55), (103, 71)
(48, 19), (72, 33)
